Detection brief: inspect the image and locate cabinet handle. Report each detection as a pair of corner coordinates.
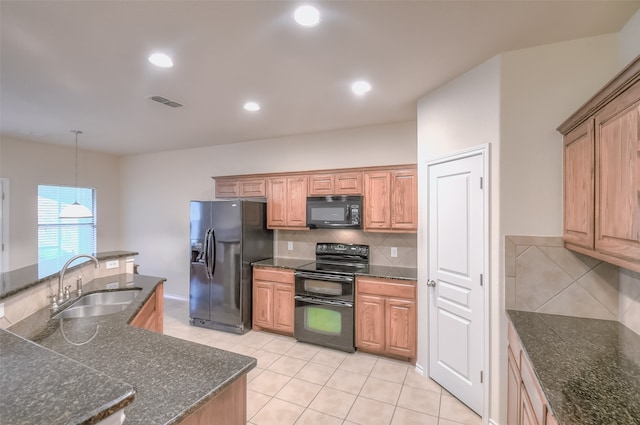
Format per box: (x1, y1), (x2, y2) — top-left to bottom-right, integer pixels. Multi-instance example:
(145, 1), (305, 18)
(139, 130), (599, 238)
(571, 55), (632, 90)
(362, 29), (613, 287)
(427, 280), (437, 287)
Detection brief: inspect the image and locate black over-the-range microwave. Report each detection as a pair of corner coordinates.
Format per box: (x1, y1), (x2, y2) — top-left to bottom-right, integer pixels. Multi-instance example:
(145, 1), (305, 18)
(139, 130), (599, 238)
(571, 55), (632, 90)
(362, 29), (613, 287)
(306, 196), (362, 229)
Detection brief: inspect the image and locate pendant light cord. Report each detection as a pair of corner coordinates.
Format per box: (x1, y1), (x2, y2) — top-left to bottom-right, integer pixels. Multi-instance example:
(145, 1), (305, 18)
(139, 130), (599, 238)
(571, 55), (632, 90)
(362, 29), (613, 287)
(71, 130), (82, 203)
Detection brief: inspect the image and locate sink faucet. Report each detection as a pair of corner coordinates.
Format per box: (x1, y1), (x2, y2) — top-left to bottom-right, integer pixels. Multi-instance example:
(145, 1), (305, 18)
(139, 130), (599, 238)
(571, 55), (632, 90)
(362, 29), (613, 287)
(55, 254), (99, 306)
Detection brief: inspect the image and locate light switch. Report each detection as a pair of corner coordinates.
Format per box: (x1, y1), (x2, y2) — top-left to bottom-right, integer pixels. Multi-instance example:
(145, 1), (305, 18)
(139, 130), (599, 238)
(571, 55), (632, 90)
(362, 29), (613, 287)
(0, 303), (4, 319)
(391, 247), (398, 257)
(288, 241), (294, 251)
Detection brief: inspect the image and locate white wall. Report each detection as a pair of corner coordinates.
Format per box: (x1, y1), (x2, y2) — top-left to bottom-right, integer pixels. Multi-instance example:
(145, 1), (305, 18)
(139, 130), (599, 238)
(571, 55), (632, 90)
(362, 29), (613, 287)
(618, 9), (640, 65)
(0, 136), (122, 270)
(120, 121), (417, 298)
(500, 33), (620, 237)
(416, 32), (623, 424)
(417, 55), (501, 421)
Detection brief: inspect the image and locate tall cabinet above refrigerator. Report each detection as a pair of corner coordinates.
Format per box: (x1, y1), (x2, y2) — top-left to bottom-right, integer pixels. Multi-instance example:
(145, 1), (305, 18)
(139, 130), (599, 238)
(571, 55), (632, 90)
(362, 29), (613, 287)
(189, 199), (273, 334)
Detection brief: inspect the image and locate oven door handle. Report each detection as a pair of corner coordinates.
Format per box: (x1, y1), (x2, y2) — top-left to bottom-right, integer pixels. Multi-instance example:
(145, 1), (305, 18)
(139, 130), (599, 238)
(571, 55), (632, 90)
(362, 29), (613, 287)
(294, 295), (353, 308)
(294, 271), (354, 283)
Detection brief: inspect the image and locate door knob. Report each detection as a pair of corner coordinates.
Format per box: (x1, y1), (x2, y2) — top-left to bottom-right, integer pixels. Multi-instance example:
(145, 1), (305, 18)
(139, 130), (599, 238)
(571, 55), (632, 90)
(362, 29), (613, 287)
(427, 280), (436, 287)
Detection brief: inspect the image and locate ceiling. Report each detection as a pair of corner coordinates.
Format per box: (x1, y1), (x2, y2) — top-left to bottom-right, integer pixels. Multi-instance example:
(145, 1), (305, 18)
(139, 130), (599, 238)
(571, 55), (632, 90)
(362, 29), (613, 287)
(1, 1), (638, 156)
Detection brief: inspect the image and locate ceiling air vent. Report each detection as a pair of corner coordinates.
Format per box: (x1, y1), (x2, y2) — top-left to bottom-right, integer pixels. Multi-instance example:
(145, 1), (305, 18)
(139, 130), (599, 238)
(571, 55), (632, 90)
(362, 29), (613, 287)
(149, 95), (183, 108)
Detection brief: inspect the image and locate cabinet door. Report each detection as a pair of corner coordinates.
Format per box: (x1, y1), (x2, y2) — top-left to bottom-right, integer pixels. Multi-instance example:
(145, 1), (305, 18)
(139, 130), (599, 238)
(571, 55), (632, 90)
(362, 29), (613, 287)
(216, 180), (239, 198)
(355, 294), (385, 352)
(364, 171), (391, 229)
(594, 82), (640, 261)
(287, 176), (308, 227)
(266, 178), (287, 228)
(273, 284), (294, 334)
(309, 174), (334, 195)
(520, 384), (541, 425)
(563, 120), (595, 250)
(253, 281), (274, 329)
(335, 172), (363, 194)
(385, 298), (416, 358)
(507, 347), (521, 425)
(391, 169), (418, 231)
(239, 179), (266, 197)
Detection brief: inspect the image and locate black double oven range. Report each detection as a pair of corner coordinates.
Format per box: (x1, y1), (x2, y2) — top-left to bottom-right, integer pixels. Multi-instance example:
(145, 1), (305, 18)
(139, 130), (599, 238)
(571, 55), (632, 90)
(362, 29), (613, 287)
(293, 243), (369, 353)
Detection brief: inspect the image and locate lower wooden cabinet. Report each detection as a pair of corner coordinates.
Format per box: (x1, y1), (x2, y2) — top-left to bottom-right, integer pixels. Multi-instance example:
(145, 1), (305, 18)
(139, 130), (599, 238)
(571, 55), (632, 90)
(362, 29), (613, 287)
(130, 282), (164, 333)
(355, 276), (416, 362)
(178, 375), (247, 425)
(252, 267), (294, 335)
(507, 321), (555, 425)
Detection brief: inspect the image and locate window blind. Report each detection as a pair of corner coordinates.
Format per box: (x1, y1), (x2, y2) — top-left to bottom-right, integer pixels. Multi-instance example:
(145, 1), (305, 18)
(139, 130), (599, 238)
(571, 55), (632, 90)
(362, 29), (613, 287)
(37, 185), (96, 276)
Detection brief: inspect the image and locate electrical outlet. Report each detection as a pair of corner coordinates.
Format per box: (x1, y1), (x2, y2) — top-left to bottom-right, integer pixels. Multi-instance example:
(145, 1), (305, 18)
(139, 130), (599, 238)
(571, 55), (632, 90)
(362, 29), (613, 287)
(391, 247), (398, 257)
(106, 281), (119, 290)
(288, 241), (293, 251)
(106, 260), (119, 269)
(0, 303), (4, 319)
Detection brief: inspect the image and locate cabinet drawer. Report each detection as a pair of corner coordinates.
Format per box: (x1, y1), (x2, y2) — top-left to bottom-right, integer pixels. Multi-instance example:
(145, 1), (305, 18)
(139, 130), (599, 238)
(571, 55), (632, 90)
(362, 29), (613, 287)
(357, 277), (416, 299)
(254, 267), (294, 284)
(520, 352), (547, 425)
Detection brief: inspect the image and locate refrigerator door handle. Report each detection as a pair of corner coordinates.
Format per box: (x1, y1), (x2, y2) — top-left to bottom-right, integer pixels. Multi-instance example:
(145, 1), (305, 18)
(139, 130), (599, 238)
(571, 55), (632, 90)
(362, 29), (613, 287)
(203, 228), (211, 279)
(209, 228), (217, 279)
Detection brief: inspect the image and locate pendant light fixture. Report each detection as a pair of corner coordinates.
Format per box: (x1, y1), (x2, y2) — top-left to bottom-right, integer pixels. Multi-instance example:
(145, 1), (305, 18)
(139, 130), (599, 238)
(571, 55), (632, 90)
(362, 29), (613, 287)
(59, 130), (93, 219)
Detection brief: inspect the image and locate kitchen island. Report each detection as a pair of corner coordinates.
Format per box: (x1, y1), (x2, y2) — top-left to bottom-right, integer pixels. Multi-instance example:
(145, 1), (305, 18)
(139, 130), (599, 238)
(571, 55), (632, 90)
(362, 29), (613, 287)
(3, 273), (255, 425)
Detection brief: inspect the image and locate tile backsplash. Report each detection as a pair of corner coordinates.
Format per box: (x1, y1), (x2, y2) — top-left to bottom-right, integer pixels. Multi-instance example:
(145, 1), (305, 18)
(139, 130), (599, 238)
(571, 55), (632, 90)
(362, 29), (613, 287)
(274, 229), (417, 268)
(505, 235), (640, 335)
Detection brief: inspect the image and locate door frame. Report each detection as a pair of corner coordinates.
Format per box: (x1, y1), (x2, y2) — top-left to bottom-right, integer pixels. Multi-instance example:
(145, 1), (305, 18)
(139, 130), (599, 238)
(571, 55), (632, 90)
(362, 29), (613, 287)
(420, 144), (490, 421)
(0, 178), (9, 274)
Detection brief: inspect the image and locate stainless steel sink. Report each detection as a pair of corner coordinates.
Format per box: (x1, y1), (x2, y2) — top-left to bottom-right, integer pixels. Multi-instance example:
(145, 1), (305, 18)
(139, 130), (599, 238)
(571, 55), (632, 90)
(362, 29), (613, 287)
(53, 289), (142, 319)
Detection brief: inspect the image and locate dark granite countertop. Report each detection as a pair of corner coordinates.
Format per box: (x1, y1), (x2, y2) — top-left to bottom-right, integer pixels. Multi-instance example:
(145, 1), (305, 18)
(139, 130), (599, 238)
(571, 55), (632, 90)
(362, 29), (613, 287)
(252, 258), (417, 281)
(0, 329), (135, 425)
(0, 251), (138, 300)
(507, 310), (640, 425)
(360, 265), (417, 281)
(6, 273), (256, 425)
(252, 257), (313, 269)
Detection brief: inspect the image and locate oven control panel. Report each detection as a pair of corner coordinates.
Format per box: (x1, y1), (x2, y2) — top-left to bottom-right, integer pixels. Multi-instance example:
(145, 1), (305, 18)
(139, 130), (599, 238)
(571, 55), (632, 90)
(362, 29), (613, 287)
(315, 243), (369, 258)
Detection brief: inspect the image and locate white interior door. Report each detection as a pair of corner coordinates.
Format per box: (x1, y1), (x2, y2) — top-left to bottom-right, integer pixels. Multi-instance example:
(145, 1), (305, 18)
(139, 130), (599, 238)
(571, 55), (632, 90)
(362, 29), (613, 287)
(427, 150), (485, 415)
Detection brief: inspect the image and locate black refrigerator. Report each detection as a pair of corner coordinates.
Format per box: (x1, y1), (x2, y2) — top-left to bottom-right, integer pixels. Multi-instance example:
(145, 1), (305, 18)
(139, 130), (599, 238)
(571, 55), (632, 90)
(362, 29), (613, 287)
(189, 199), (273, 334)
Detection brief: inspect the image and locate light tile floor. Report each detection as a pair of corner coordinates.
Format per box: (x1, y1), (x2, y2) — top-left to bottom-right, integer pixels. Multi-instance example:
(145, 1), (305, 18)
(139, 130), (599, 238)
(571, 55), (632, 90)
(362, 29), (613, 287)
(163, 298), (483, 425)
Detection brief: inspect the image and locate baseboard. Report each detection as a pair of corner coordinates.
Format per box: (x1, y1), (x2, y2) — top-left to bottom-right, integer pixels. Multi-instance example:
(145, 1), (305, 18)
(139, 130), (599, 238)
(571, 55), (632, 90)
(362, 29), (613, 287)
(164, 293), (188, 301)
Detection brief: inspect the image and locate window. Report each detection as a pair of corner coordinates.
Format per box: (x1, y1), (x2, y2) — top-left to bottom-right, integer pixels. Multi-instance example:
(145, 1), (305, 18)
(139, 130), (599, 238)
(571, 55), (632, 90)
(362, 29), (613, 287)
(38, 185), (96, 276)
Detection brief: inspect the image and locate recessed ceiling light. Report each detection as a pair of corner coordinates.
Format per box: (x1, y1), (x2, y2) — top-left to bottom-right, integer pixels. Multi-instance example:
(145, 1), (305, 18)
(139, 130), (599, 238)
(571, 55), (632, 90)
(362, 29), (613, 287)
(294, 5), (320, 27)
(351, 80), (372, 96)
(244, 101), (261, 112)
(148, 53), (173, 68)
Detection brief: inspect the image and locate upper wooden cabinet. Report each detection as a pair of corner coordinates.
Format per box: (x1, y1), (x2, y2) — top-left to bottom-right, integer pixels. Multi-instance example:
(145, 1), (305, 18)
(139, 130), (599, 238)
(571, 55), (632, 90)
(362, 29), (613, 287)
(364, 168), (418, 232)
(215, 178), (266, 198)
(267, 176), (308, 229)
(213, 164), (417, 234)
(558, 56), (640, 272)
(308, 172), (363, 195)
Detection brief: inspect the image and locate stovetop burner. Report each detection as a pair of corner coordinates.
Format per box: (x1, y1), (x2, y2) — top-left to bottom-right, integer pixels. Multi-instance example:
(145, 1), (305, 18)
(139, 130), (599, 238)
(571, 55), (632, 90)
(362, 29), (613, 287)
(295, 243), (369, 275)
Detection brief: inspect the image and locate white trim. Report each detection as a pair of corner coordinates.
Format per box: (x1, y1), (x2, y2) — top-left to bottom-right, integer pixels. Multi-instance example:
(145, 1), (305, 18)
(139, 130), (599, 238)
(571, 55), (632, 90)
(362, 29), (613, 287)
(0, 178), (9, 273)
(423, 143), (491, 423)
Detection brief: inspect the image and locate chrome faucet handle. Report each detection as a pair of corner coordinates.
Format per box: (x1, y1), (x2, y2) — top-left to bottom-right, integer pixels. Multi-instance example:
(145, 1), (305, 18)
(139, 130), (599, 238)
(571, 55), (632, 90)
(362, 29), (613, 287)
(48, 293), (59, 308)
(64, 285), (72, 300)
(76, 276), (83, 296)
